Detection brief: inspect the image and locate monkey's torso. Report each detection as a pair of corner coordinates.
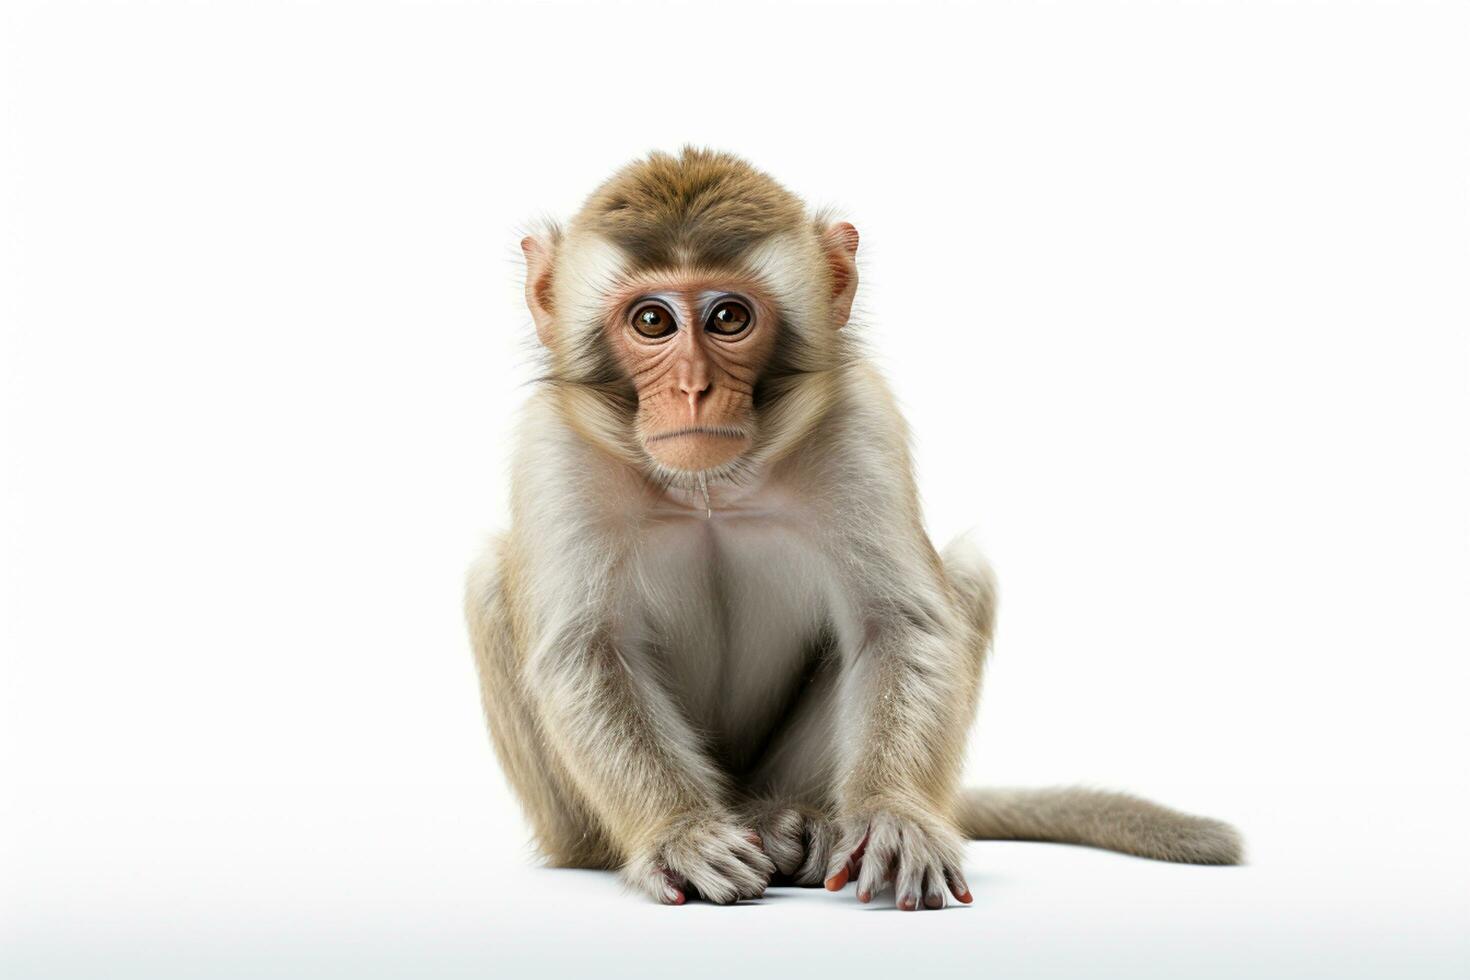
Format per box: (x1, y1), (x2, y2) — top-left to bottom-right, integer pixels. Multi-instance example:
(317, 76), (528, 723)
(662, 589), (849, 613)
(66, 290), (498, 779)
(626, 478), (840, 783)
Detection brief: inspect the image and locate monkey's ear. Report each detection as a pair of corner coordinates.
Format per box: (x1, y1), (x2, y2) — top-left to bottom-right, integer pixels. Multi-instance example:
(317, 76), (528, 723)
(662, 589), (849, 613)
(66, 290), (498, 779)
(521, 235), (557, 347)
(821, 222), (860, 329)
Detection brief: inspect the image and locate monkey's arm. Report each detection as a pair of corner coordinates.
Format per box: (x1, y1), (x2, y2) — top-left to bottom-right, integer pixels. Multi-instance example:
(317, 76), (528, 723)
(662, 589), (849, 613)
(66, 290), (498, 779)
(809, 391), (980, 909)
(522, 611), (775, 903)
(821, 552), (978, 909)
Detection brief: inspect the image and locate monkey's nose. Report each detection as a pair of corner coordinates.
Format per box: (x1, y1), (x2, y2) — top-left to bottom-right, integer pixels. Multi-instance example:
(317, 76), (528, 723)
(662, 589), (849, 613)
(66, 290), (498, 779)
(677, 365), (711, 418)
(681, 382), (710, 418)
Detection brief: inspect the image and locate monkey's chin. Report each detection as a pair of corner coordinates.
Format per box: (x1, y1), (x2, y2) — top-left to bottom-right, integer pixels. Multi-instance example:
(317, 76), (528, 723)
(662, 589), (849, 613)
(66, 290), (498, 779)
(644, 430), (751, 474)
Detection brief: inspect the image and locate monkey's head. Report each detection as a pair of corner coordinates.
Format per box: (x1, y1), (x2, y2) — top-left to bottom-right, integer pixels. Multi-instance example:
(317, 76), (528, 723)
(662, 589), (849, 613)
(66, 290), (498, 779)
(521, 147), (859, 483)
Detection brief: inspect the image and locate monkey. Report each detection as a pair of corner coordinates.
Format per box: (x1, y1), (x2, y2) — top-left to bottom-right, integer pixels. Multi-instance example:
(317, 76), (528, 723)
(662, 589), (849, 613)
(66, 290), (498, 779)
(465, 147), (1242, 909)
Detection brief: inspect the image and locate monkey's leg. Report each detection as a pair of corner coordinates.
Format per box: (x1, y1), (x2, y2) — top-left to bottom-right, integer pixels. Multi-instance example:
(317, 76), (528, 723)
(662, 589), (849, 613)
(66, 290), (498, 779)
(465, 544), (617, 869)
(942, 533), (998, 723)
(820, 536), (997, 911)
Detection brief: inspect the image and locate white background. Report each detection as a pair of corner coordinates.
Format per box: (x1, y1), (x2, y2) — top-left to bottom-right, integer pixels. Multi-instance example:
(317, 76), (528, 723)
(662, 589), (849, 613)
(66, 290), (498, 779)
(3, 1), (1467, 976)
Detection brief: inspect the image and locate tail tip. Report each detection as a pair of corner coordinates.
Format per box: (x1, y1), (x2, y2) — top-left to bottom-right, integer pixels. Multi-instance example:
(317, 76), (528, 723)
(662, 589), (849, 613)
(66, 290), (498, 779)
(1179, 818), (1245, 866)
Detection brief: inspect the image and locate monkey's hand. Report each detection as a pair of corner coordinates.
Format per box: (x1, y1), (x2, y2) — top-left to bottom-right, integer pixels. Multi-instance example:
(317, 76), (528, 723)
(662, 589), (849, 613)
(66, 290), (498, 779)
(624, 813), (776, 905)
(823, 803), (972, 910)
(739, 801), (840, 887)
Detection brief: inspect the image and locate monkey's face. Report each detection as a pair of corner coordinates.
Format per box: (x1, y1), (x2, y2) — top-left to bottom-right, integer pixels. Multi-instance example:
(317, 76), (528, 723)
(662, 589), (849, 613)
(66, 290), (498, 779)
(518, 149), (861, 482)
(604, 276), (778, 473)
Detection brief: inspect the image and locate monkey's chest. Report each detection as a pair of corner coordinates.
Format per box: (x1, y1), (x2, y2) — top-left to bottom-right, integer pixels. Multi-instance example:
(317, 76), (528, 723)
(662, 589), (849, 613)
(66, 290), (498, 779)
(626, 506), (835, 769)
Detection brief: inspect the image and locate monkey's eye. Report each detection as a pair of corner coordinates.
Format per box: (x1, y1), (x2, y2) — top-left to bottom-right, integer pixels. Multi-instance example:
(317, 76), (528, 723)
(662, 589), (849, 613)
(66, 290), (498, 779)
(630, 303), (676, 339)
(706, 299), (752, 336)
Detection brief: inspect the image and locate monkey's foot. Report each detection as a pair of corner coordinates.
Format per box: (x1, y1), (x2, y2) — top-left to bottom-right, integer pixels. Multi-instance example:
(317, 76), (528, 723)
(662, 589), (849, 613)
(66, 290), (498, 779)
(742, 803), (839, 886)
(823, 806), (972, 911)
(625, 814), (775, 905)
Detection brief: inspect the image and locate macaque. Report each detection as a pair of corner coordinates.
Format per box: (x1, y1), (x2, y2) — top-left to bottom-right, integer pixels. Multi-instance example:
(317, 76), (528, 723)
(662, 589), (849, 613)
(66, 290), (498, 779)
(466, 147), (1241, 909)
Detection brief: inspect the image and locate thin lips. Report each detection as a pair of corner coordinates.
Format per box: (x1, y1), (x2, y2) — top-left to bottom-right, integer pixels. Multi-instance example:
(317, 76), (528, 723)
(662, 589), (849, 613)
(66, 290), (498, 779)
(645, 426), (749, 443)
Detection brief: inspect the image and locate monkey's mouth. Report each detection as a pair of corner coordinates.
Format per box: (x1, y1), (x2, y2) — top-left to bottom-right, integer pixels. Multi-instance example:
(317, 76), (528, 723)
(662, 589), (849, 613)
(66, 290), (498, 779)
(645, 425), (749, 444)
(643, 425), (752, 474)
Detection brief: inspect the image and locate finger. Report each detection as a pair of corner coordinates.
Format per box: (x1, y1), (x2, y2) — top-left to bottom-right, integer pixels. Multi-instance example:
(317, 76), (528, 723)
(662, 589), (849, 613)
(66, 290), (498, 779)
(823, 845), (850, 887)
(727, 862), (770, 901)
(685, 864), (740, 905)
(855, 845), (892, 904)
(796, 816), (835, 886)
(746, 848), (777, 879)
(760, 813), (805, 877)
(723, 848), (774, 897)
(893, 847), (925, 911)
(922, 868), (946, 909)
(730, 835), (776, 878)
(845, 829), (870, 881)
(628, 856), (686, 906)
(766, 831), (804, 878)
(824, 828), (868, 890)
(944, 866), (973, 904)
(658, 868), (687, 905)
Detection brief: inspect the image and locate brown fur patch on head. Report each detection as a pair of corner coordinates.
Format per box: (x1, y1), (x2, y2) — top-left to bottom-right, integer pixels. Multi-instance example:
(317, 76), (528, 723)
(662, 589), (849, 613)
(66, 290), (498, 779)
(571, 147), (807, 271)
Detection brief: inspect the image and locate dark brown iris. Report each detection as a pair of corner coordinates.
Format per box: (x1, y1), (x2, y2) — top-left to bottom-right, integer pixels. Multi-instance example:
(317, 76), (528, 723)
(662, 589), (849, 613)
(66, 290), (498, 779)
(631, 303), (676, 339)
(706, 299), (751, 336)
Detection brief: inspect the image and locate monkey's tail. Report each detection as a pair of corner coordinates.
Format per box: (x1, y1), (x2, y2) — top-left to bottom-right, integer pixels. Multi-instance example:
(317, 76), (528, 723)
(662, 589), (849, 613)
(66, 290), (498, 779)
(956, 786), (1243, 865)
